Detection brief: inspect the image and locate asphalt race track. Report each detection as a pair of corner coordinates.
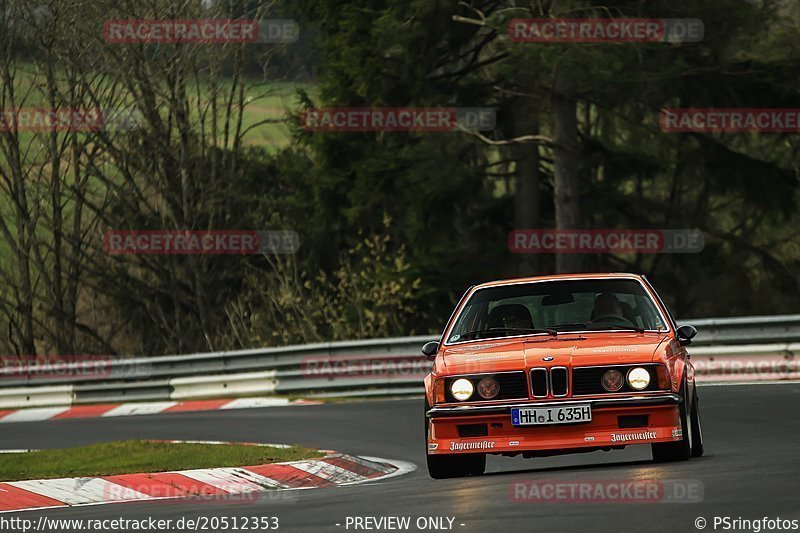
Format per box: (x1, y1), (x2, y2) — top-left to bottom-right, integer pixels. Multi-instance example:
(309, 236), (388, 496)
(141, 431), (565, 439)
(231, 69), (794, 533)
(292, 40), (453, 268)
(2, 383), (800, 532)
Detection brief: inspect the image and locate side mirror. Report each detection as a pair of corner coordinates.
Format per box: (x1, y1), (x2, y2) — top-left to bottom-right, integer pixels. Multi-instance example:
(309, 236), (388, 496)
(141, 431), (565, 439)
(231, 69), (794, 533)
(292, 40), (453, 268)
(421, 341), (439, 358)
(677, 324), (697, 347)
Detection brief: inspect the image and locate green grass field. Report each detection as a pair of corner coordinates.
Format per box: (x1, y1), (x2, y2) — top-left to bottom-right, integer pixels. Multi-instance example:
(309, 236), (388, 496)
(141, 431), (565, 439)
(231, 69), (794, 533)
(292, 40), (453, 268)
(0, 64), (315, 270)
(0, 440), (320, 481)
(2, 64), (310, 152)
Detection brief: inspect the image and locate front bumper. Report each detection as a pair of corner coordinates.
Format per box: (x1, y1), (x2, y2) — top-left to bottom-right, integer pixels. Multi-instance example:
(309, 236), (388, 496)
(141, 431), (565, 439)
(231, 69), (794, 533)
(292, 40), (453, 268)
(427, 393), (682, 455)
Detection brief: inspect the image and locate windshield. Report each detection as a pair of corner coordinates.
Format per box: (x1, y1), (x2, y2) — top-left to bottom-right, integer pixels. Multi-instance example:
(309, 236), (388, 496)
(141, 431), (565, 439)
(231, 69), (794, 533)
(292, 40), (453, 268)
(446, 278), (668, 343)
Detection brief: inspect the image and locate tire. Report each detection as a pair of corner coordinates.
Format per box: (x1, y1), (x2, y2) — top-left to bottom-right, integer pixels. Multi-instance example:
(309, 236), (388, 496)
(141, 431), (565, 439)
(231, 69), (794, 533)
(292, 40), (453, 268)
(651, 376), (692, 463)
(425, 398), (486, 479)
(690, 385), (704, 457)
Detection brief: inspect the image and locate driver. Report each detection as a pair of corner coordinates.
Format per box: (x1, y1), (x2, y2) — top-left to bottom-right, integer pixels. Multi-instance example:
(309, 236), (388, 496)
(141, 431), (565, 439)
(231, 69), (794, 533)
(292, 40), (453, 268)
(592, 293), (623, 321)
(488, 304), (534, 330)
(503, 309), (532, 330)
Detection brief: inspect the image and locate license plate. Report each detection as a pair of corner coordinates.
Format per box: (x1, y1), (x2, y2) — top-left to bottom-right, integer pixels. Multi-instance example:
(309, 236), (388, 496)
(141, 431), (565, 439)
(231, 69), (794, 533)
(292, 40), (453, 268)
(511, 404), (592, 426)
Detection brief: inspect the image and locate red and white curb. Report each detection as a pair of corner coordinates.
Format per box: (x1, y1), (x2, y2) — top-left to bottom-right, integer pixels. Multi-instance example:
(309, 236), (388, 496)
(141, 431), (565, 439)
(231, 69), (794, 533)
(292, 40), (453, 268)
(0, 451), (415, 513)
(0, 398), (321, 424)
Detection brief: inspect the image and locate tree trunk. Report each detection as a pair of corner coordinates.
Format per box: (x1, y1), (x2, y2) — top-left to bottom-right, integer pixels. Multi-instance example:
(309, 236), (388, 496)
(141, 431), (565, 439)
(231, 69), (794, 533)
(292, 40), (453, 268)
(508, 99), (541, 275)
(551, 72), (582, 273)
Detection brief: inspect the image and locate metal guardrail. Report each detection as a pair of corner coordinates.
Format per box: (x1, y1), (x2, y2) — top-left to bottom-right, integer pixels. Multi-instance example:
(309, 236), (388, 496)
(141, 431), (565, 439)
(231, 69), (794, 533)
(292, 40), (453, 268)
(0, 315), (798, 409)
(685, 314), (800, 345)
(0, 336), (436, 388)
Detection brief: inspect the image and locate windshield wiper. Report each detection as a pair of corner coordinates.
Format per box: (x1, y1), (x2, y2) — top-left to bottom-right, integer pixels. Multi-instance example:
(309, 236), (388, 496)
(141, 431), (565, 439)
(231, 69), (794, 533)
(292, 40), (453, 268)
(491, 326), (557, 336)
(549, 322), (588, 331)
(603, 324), (646, 333)
(550, 322), (646, 334)
(456, 327), (556, 341)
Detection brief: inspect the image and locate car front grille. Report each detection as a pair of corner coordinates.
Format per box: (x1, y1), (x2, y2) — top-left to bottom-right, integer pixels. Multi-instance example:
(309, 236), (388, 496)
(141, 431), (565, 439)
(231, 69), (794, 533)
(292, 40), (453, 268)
(530, 368), (548, 397)
(551, 367), (568, 397)
(573, 364), (662, 395)
(529, 367), (569, 397)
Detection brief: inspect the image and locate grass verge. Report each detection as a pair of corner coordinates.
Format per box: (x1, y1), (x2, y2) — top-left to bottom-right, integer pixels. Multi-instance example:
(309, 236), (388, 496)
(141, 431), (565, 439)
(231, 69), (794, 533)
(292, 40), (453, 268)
(0, 440), (320, 482)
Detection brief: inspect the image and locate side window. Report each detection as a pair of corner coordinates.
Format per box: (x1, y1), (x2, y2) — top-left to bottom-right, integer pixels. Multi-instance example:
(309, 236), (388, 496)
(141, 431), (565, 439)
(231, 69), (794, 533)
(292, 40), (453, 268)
(633, 294), (662, 330)
(449, 302), (486, 338)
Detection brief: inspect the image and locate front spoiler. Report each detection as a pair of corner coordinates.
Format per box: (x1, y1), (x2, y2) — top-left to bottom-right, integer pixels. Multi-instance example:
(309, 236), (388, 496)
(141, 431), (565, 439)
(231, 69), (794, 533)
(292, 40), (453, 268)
(426, 393), (682, 418)
(426, 393), (683, 455)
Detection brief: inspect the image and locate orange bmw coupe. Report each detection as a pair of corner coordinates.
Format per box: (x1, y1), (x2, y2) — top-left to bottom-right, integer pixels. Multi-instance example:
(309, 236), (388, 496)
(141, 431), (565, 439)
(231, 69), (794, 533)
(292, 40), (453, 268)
(423, 273), (703, 478)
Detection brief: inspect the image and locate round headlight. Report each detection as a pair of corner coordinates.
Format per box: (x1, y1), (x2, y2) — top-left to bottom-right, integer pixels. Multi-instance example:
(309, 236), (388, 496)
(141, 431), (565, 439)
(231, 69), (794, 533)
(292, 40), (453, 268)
(627, 367), (651, 391)
(450, 378), (474, 401)
(601, 369), (624, 392)
(477, 378), (499, 399)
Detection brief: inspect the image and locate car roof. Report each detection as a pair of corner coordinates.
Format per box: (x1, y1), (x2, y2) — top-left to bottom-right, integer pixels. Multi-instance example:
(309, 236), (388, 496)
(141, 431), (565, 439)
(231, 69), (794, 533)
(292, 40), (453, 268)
(473, 272), (645, 289)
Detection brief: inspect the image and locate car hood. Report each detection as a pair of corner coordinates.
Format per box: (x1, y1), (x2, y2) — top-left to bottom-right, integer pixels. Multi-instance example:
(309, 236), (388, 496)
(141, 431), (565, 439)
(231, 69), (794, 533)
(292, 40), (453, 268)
(440, 333), (668, 374)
